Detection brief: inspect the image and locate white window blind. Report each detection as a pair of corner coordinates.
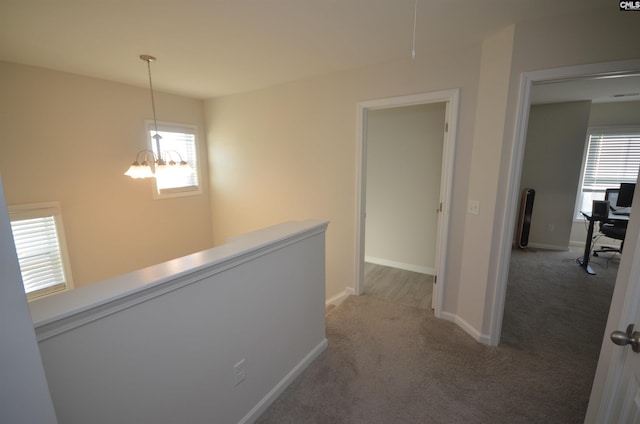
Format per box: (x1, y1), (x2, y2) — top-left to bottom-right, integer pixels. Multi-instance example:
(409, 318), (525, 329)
(582, 133), (640, 191)
(147, 122), (201, 198)
(576, 129), (640, 217)
(9, 203), (72, 300)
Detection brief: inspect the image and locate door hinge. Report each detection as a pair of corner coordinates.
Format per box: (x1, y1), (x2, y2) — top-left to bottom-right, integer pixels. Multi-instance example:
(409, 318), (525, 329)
(434, 275), (437, 284)
(445, 122), (449, 132)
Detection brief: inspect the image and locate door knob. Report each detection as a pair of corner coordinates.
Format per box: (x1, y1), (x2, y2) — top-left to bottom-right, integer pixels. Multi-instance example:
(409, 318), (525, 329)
(610, 323), (640, 353)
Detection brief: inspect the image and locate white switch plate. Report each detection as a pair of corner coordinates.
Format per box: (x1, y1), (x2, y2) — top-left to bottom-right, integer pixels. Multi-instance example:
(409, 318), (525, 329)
(468, 200), (480, 215)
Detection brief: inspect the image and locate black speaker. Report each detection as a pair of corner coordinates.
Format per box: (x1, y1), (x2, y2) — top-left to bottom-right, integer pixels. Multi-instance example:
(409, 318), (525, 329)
(592, 200), (609, 220)
(517, 188), (535, 248)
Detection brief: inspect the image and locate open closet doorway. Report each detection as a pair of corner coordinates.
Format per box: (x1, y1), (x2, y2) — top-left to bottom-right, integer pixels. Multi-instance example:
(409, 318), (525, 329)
(355, 90), (459, 318)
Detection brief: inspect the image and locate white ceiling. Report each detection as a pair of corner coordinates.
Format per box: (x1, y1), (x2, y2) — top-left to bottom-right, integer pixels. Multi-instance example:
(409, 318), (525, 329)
(531, 75), (640, 105)
(0, 0), (611, 99)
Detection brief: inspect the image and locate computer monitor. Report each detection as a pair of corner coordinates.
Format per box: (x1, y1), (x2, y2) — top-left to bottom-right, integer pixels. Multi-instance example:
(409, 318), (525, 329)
(617, 183), (636, 208)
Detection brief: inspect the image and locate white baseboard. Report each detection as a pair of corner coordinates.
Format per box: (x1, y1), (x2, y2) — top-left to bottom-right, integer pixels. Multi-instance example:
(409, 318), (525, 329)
(365, 256), (435, 275)
(238, 338), (328, 424)
(525, 243), (569, 251)
(441, 312), (491, 345)
(325, 287), (355, 307)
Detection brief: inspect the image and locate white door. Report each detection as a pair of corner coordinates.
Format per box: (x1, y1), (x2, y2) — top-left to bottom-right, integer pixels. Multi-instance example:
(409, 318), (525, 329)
(609, 321), (640, 423)
(586, 181), (640, 423)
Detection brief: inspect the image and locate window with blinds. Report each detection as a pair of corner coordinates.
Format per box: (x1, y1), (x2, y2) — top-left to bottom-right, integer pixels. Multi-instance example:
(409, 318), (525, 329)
(147, 121), (201, 199)
(576, 128), (640, 218)
(8, 203), (73, 300)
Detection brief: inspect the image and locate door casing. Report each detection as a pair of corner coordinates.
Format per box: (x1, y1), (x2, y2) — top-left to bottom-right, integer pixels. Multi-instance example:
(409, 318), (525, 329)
(485, 58), (640, 421)
(489, 58), (640, 346)
(355, 89), (459, 318)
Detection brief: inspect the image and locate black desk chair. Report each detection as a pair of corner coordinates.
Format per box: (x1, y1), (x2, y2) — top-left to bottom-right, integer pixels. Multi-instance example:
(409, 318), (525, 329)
(593, 188), (627, 256)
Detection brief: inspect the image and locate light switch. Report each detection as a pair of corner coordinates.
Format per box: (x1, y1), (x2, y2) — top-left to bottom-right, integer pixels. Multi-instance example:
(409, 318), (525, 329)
(468, 200), (480, 215)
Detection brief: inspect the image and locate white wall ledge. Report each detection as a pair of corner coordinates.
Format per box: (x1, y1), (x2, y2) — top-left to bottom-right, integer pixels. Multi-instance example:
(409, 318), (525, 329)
(30, 219), (328, 341)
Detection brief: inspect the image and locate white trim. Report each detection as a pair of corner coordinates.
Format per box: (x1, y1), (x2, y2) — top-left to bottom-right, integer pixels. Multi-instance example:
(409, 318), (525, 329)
(441, 312), (491, 344)
(364, 256), (435, 275)
(8, 201), (74, 300)
(355, 89), (459, 320)
(238, 338), (328, 424)
(491, 59), (640, 346)
(435, 91), (459, 317)
(325, 287), (355, 307)
(31, 220), (329, 341)
(525, 243), (569, 251)
(354, 101), (367, 296)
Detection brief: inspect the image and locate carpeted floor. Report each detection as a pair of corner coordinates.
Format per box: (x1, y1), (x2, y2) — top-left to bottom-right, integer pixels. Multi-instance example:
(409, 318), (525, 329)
(364, 262), (433, 310)
(501, 247), (617, 358)
(255, 248), (618, 423)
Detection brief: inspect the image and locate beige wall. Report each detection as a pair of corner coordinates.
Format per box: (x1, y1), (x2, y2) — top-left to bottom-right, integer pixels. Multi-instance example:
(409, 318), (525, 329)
(365, 103), (445, 273)
(520, 101), (591, 249)
(206, 5), (640, 340)
(205, 45), (481, 309)
(0, 62), (213, 288)
(456, 25), (515, 339)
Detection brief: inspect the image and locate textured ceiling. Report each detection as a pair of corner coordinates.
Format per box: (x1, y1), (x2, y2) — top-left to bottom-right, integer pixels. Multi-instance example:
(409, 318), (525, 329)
(0, 0), (608, 99)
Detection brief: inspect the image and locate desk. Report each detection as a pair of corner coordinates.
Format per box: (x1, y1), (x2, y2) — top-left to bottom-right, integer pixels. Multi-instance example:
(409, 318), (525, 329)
(579, 211), (629, 275)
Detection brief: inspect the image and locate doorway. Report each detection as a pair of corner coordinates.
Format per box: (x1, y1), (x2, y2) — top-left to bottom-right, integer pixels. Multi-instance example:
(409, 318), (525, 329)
(491, 59), (640, 345)
(355, 89), (459, 318)
(493, 61), (640, 420)
(363, 103), (444, 310)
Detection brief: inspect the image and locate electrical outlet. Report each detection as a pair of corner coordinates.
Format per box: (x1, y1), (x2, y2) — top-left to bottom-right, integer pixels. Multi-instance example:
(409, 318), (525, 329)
(234, 358), (246, 385)
(468, 200), (480, 215)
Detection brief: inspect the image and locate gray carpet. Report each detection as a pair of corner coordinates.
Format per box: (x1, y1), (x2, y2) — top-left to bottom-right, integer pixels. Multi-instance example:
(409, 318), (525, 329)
(364, 262), (433, 310)
(256, 248), (617, 423)
(501, 248), (617, 358)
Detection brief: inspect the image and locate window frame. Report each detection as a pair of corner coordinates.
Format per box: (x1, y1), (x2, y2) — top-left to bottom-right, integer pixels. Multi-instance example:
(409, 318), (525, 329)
(146, 120), (202, 200)
(574, 125), (640, 221)
(8, 202), (74, 301)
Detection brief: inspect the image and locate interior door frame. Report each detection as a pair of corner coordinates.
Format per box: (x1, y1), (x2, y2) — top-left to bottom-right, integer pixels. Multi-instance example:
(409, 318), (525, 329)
(354, 89), (459, 318)
(489, 58), (640, 346)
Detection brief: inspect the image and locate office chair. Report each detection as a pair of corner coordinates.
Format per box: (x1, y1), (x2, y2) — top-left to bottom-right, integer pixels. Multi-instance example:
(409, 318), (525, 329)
(593, 188), (627, 257)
